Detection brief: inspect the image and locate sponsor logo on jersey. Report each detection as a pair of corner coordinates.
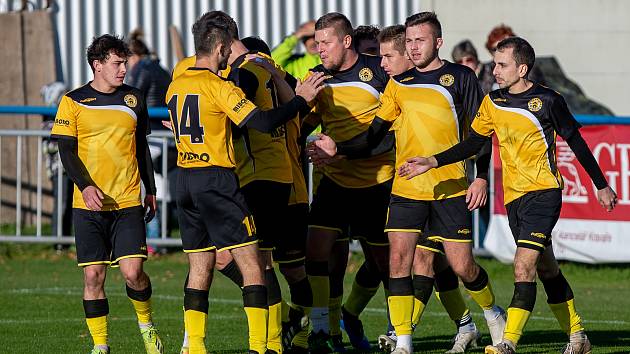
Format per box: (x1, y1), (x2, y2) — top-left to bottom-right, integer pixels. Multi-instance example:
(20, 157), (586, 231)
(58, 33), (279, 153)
(80, 97), (96, 103)
(530, 232), (547, 239)
(457, 228), (471, 235)
(399, 76), (414, 83)
(439, 74), (455, 87)
(54, 118), (70, 126)
(233, 98), (249, 113)
(179, 151), (211, 163)
(124, 94), (137, 108)
(528, 97), (543, 112)
(359, 67), (373, 82)
(492, 98), (507, 102)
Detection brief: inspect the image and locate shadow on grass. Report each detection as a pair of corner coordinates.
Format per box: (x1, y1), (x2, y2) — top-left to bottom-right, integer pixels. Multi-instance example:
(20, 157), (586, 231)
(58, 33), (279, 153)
(209, 329), (629, 353)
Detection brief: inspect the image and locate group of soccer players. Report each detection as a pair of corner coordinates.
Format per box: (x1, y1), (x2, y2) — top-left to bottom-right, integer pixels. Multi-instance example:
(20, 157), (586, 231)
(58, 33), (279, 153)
(52, 7), (617, 354)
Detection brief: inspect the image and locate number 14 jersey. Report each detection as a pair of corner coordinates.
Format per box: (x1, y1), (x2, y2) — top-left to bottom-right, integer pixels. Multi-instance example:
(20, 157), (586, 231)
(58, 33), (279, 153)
(165, 67), (259, 169)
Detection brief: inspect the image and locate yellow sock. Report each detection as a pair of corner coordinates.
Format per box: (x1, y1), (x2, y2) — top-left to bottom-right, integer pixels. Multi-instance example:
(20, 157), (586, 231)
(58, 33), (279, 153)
(436, 289), (469, 322)
(245, 306), (269, 353)
(466, 282), (496, 310)
(86, 315), (108, 346)
(388, 295), (414, 336)
(549, 299), (584, 335)
(411, 297), (428, 327)
(329, 295), (343, 336)
(185, 309), (207, 354)
(308, 275), (329, 308)
(344, 280), (379, 317)
(503, 307), (531, 345)
(267, 302), (283, 352)
(129, 298), (153, 324)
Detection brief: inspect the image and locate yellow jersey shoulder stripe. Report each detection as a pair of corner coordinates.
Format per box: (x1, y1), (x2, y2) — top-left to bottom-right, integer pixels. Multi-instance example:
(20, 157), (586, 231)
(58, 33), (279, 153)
(326, 81), (380, 100)
(76, 102), (138, 121)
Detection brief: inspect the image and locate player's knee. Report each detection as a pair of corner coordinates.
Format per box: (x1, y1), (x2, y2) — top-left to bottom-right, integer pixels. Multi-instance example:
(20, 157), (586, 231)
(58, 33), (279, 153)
(514, 261), (537, 282)
(279, 263), (305, 283)
(451, 260), (478, 283)
(412, 251), (434, 275)
(84, 268), (106, 290)
(121, 268), (145, 287)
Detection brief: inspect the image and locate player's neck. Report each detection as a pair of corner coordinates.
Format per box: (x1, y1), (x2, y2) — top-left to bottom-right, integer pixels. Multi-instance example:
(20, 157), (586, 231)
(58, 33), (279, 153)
(415, 56), (443, 73)
(228, 40), (249, 65)
(195, 56), (219, 73)
(90, 77), (118, 94)
(338, 50), (359, 71)
(508, 79), (533, 94)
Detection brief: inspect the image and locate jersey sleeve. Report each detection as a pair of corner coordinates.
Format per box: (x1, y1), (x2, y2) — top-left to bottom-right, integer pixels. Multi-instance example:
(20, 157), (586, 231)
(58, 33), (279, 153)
(215, 79), (259, 127)
(548, 94), (582, 140)
(470, 95), (494, 137)
(137, 93), (151, 136)
(375, 81), (400, 123)
(461, 69), (484, 126)
(233, 68), (260, 101)
(50, 95), (78, 139)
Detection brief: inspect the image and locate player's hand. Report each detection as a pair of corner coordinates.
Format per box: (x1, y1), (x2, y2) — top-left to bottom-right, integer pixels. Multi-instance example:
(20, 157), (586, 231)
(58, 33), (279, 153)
(82, 186), (104, 211)
(144, 194), (158, 222)
(466, 178), (488, 211)
(397, 156), (437, 180)
(295, 20), (316, 39)
(296, 72), (326, 103)
(597, 186), (617, 212)
(161, 120), (173, 131)
(306, 134), (340, 167)
(245, 54), (279, 76)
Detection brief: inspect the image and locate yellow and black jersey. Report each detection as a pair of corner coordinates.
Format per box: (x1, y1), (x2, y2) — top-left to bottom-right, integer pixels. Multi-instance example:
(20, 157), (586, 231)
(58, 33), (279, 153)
(472, 83), (581, 204)
(172, 55), (231, 80)
(378, 61), (483, 200)
(286, 116), (308, 205)
(228, 52), (293, 187)
(306, 54), (395, 188)
(51, 83), (149, 211)
(165, 67), (259, 169)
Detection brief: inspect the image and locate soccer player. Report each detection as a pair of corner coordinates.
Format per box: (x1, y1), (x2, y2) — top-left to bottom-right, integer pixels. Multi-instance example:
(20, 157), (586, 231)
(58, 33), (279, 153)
(52, 34), (163, 354)
(396, 36), (617, 354)
(375, 24), (483, 354)
(308, 12), (506, 354)
(303, 12), (395, 352)
(166, 17), (323, 354)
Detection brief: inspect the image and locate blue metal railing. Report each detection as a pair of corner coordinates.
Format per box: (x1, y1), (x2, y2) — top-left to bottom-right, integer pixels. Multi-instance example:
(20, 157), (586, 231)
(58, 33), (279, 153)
(1, 105), (629, 124)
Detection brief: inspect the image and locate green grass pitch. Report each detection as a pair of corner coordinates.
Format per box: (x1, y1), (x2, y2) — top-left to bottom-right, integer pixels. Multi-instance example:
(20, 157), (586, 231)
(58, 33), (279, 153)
(1, 244), (628, 353)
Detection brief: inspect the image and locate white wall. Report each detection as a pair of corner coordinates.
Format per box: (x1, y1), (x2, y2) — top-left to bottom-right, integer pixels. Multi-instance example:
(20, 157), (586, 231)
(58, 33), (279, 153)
(422, 0), (630, 116)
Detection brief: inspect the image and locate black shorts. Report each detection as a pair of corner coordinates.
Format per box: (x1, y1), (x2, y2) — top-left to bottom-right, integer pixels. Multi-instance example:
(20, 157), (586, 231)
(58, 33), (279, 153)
(506, 189), (562, 252)
(176, 167), (256, 253)
(73, 206), (147, 267)
(385, 194), (472, 244)
(309, 176), (391, 246)
(274, 203), (308, 265)
(241, 180), (291, 251)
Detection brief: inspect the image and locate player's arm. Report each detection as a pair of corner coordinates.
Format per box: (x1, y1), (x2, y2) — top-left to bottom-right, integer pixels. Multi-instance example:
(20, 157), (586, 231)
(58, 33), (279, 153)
(57, 137), (93, 192)
(135, 99), (158, 221)
(549, 95), (616, 210)
(246, 55), (297, 104)
(462, 71), (492, 181)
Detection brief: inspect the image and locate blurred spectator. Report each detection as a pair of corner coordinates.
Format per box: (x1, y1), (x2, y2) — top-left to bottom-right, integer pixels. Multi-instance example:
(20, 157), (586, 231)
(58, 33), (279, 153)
(126, 29), (173, 254)
(451, 39), (480, 74)
(354, 25), (380, 55)
(40, 81), (72, 245)
(478, 24), (546, 94)
(271, 20), (321, 79)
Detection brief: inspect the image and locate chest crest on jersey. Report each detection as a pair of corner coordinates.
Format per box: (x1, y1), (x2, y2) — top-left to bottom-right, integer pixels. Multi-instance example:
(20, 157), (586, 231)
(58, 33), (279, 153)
(439, 74), (454, 87)
(124, 94), (138, 108)
(359, 67), (373, 82)
(528, 98), (543, 112)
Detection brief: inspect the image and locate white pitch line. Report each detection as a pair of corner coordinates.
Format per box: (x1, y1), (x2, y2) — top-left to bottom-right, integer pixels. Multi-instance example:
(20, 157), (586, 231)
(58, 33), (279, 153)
(4, 287), (628, 326)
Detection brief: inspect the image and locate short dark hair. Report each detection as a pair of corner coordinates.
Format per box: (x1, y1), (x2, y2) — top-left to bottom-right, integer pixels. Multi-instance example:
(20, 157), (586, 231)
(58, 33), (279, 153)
(315, 12), (353, 40)
(496, 36), (535, 77)
(451, 40), (478, 63)
(353, 25), (380, 50)
(192, 15), (233, 56)
(377, 25), (406, 55)
(193, 11), (239, 41)
(86, 34), (131, 72)
(405, 12), (442, 38)
(241, 36), (271, 56)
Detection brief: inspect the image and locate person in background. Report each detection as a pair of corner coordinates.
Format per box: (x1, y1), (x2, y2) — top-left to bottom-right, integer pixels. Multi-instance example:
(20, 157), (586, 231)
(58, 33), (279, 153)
(271, 20), (321, 79)
(126, 29), (173, 254)
(353, 25), (380, 55)
(41, 81), (73, 246)
(451, 40), (480, 75)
